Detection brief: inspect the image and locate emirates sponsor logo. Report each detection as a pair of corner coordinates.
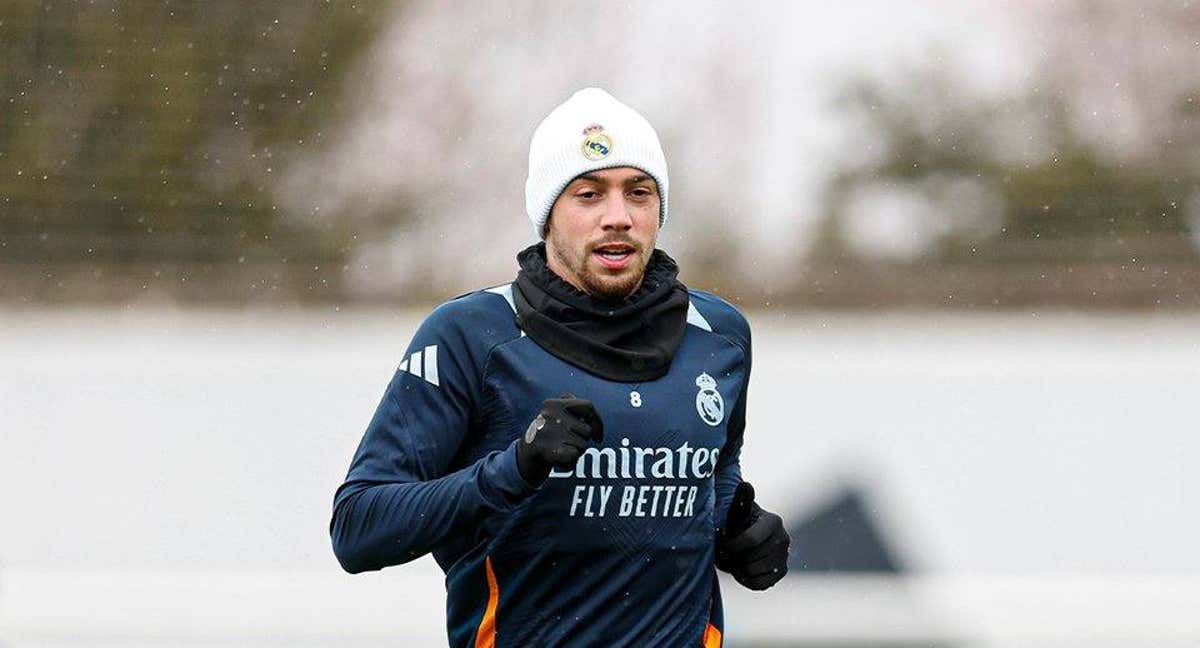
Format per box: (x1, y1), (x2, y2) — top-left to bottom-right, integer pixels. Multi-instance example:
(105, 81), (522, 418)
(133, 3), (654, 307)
(549, 438), (721, 518)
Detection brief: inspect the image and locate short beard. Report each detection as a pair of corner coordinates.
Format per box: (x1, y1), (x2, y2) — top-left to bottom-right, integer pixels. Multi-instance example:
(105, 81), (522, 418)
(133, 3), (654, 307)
(580, 262), (644, 300)
(548, 232), (647, 301)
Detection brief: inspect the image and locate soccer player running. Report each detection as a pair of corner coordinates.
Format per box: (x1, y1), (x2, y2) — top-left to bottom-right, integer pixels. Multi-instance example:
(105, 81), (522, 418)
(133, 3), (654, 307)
(331, 87), (790, 647)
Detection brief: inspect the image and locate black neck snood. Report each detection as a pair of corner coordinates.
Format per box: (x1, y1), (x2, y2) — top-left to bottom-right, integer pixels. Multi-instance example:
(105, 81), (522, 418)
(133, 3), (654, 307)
(512, 242), (689, 382)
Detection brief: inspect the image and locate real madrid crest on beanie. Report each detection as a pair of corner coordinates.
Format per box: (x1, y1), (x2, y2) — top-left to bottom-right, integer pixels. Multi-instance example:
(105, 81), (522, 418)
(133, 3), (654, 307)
(525, 87), (669, 239)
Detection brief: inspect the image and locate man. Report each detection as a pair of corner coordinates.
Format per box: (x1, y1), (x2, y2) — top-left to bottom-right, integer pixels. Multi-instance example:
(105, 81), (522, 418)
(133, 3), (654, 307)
(331, 87), (789, 647)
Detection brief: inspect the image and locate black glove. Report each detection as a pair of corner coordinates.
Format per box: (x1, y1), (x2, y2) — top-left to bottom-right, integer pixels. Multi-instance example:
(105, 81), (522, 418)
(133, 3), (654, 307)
(516, 393), (605, 485)
(716, 481), (790, 591)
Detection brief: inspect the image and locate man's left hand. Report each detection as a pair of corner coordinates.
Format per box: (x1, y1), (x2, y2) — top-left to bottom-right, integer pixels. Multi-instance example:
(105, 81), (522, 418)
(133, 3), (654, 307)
(716, 481), (790, 591)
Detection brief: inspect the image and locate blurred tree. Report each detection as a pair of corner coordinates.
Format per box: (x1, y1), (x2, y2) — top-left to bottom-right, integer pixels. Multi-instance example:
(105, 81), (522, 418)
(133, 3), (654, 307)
(0, 2), (400, 302)
(817, 71), (1197, 267)
(807, 1), (1200, 307)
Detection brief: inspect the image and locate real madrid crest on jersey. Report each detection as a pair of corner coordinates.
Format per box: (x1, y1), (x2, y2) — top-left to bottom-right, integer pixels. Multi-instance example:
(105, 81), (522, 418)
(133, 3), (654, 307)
(581, 123), (612, 161)
(694, 372), (724, 427)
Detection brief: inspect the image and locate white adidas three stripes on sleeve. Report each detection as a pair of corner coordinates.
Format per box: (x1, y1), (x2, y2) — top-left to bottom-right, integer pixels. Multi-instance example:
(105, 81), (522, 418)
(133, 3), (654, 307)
(398, 344), (439, 387)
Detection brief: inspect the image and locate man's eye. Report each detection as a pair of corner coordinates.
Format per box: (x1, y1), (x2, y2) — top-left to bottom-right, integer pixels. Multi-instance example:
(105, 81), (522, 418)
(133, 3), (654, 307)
(578, 191), (599, 199)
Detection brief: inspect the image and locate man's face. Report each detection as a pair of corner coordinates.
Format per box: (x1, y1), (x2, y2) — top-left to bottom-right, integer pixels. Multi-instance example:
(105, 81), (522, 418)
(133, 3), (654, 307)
(544, 166), (660, 300)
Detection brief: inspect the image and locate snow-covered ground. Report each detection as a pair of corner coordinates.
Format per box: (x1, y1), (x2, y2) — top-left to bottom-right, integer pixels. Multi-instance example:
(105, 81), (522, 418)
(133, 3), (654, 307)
(2, 307), (1198, 646)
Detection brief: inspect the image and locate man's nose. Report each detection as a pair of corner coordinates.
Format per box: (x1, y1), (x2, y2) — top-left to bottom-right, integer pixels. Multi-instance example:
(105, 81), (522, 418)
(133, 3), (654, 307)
(600, 193), (634, 230)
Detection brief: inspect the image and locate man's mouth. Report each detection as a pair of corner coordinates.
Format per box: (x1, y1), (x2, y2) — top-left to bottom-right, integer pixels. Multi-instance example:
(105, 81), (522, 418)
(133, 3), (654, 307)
(592, 243), (636, 270)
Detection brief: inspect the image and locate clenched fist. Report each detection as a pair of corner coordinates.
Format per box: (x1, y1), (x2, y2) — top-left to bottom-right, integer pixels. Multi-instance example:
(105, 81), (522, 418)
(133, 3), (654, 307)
(716, 481), (790, 591)
(516, 393), (605, 485)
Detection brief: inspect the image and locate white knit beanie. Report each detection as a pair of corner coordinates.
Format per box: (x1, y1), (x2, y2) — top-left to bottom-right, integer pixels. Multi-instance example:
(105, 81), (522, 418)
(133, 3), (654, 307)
(525, 87), (669, 239)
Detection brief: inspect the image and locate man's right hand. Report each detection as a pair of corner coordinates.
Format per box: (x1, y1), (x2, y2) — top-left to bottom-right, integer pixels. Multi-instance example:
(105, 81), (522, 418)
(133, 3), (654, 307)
(516, 393), (605, 485)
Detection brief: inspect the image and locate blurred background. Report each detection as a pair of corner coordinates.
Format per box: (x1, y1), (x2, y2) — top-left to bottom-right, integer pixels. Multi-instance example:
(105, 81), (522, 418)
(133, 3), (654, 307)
(2, 1), (1198, 646)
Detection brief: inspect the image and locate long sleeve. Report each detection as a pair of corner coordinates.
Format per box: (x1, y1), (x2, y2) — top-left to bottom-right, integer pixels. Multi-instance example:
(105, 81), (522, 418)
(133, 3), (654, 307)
(329, 300), (536, 574)
(713, 313), (751, 533)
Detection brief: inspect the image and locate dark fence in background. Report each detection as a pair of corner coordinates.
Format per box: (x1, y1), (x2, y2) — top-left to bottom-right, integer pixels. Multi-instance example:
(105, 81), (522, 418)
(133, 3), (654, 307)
(3, 1), (1199, 308)
(0, 2), (398, 304)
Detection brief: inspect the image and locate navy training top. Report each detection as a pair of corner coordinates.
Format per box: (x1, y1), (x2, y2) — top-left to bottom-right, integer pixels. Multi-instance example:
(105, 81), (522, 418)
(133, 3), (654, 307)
(331, 283), (751, 648)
